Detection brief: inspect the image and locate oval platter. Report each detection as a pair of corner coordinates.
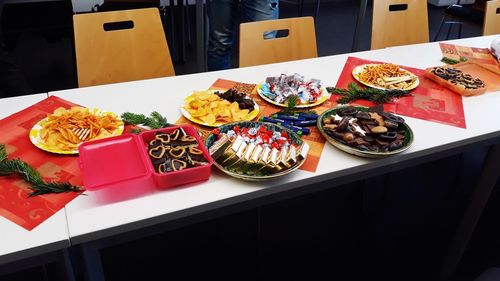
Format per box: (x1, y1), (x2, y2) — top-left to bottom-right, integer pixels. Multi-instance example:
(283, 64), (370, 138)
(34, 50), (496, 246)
(29, 108), (124, 155)
(181, 90), (260, 127)
(256, 84), (331, 108)
(317, 106), (413, 158)
(352, 64), (420, 91)
(205, 121), (308, 181)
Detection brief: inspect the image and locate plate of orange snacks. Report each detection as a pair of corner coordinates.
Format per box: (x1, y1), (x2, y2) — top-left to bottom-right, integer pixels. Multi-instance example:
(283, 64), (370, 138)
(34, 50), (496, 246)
(352, 63), (419, 91)
(29, 106), (124, 154)
(181, 90), (260, 127)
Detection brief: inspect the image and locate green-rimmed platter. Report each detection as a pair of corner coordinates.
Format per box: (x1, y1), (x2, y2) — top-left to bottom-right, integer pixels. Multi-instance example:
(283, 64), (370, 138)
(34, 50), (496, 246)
(317, 106), (413, 158)
(205, 121), (309, 181)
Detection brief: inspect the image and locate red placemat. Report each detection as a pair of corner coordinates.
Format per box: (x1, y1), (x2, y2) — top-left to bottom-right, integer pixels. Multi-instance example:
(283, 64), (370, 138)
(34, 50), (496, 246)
(0, 96), (84, 230)
(176, 79), (337, 173)
(335, 57), (466, 128)
(440, 42), (500, 75)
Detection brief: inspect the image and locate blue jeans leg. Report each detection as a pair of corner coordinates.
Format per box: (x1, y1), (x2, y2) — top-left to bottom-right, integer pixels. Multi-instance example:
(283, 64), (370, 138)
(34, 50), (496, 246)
(207, 0), (238, 71)
(241, 0), (279, 40)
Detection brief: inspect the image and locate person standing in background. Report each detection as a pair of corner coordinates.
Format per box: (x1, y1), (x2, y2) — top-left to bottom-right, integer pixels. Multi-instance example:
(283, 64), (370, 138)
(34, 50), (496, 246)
(207, 0), (279, 71)
(0, 0), (32, 98)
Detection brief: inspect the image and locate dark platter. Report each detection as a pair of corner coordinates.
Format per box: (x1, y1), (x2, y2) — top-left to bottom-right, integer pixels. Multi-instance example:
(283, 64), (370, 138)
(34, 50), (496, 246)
(317, 106), (413, 158)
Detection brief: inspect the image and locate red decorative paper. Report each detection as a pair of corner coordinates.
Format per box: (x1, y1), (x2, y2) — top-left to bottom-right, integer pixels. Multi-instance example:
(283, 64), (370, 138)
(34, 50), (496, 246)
(335, 57), (466, 128)
(0, 96), (83, 230)
(440, 43), (500, 75)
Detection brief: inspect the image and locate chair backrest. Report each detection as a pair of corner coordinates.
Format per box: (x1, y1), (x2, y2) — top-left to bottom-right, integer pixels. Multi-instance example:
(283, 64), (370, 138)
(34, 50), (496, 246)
(483, 0), (500, 35)
(371, 0), (429, 50)
(73, 8), (174, 87)
(239, 17), (317, 68)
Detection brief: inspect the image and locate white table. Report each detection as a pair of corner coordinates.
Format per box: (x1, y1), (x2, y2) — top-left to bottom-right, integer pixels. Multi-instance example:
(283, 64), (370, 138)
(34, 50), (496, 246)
(0, 93), (73, 267)
(47, 35), (500, 280)
(48, 35), (499, 241)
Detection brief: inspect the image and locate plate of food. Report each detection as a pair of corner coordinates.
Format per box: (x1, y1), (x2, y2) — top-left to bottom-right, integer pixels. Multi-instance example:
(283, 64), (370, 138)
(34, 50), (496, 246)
(257, 73), (330, 108)
(424, 65), (487, 96)
(29, 106), (124, 154)
(318, 106), (413, 158)
(205, 121), (309, 181)
(352, 63), (419, 91)
(181, 89), (260, 127)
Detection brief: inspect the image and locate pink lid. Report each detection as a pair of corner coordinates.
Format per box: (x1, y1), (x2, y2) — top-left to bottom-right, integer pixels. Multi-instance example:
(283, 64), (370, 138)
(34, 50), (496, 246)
(78, 134), (151, 191)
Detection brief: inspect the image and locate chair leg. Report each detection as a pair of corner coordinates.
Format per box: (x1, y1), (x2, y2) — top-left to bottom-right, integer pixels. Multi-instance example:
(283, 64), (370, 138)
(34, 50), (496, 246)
(179, 0), (186, 62)
(433, 15), (447, 41)
(314, 0), (321, 21)
(445, 22), (454, 40)
(298, 0), (304, 17)
(458, 22), (463, 39)
(168, 0), (178, 62)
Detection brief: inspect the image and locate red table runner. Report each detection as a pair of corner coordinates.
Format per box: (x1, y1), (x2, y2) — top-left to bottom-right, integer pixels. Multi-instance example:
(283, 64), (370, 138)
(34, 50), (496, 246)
(335, 57), (466, 128)
(0, 96), (83, 230)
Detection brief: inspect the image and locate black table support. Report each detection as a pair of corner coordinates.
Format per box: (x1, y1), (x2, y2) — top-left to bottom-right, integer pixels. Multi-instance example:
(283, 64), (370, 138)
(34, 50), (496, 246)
(196, 0), (205, 72)
(352, 0), (368, 52)
(440, 143), (500, 281)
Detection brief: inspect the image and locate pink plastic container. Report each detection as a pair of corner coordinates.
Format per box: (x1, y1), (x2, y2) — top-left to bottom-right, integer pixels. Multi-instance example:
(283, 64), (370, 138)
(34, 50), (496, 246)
(139, 126), (213, 189)
(78, 125), (213, 191)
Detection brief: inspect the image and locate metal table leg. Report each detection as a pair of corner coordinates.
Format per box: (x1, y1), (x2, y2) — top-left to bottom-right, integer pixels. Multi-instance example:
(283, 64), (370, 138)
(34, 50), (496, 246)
(351, 0), (368, 52)
(196, 0), (205, 72)
(439, 143), (500, 281)
(80, 242), (106, 281)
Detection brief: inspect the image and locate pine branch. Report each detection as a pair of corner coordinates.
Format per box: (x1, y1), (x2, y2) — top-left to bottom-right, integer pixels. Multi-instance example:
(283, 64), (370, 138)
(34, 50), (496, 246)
(273, 95), (317, 116)
(0, 159), (44, 184)
(287, 95), (298, 109)
(326, 82), (411, 104)
(27, 182), (82, 197)
(441, 56), (468, 65)
(0, 145), (83, 197)
(0, 144), (7, 162)
(121, 112), (171, 129)
(121, 112), (148, 125)
(144, 111), (169, 128)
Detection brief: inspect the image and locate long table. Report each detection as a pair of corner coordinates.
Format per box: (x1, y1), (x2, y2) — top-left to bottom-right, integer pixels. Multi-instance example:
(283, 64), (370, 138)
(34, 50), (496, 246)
(1, 35), (499, 280)
(47, 35), (500, 280)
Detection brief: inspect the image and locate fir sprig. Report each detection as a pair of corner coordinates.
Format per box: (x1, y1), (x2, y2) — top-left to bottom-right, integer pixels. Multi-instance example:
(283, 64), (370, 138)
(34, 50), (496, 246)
(0, 145), (7, 162)
(121, 111), (171, 129)
(441, 56), (468, 65)
(274, 95), (317, 116)
(0, 144), (83, 197)
(326, 82), (411, 104)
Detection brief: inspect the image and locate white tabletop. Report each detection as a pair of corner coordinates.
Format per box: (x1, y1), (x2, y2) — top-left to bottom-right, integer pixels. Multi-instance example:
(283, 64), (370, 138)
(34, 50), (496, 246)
(0, 93), (72, 265)
(48, 35), (500, 244)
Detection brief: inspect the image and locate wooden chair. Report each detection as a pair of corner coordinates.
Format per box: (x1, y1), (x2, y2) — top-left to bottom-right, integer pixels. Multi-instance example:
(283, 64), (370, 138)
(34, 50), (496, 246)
(483, 0), (500, 35)
(73, 8), (175, 87)
(371, 0), (429, 50)
(433, 0), (485, 41)
(239, 17), (317, 68)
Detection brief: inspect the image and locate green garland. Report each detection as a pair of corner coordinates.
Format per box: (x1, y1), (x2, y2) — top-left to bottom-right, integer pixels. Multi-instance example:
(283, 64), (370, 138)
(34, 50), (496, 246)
(326, 82), (411, 104)
(441, 56), (468, 65)
(0, 144), (83, 197)
(274, 95), (317, 116)
(121, 111), (172, 129)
